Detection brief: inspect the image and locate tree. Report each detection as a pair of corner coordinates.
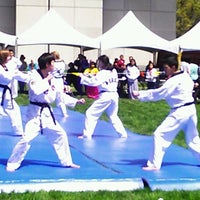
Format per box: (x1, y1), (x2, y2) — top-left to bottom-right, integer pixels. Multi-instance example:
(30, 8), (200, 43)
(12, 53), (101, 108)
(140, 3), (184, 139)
(176, 0), (200, 37)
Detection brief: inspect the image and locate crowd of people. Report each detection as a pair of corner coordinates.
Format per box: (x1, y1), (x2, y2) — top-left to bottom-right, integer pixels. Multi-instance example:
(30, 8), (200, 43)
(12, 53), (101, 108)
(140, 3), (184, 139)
(12, 52), (169, 100)
(1, 49), (200, 172)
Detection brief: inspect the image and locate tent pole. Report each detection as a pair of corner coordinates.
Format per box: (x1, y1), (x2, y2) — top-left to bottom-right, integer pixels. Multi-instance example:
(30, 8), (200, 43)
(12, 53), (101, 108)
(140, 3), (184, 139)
(15, 37), (18, 58)
(47, 0), (50, 52)
(177, 46), (182, 70)
(98, 41), (102, 57)
(80, 46), (84, 55)
(153, 52), (157, 65)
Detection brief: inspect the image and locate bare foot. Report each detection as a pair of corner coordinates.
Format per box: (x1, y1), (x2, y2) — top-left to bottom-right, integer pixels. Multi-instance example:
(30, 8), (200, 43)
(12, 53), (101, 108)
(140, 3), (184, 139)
(69, 163), (80, 168)
(6, 166), (16, 172)
(142, 166), (159, 171)
(78, 135), (91, 139)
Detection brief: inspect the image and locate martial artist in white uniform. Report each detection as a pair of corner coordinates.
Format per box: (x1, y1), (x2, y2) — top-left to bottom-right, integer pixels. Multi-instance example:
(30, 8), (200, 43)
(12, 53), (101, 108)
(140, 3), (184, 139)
(78, 55), (127, 139)
(51, 51), (68, 117)
(6, 53), (84, 172)
(133, 56), (200, 170)
(0, 50), (29, 135)
(6, 50), (22, 98)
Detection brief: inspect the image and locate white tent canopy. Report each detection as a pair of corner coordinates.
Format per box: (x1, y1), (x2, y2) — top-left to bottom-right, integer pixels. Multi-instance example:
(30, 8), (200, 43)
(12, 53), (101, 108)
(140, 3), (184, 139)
(16, 9), (99, 49)
(0, 31), (16, 46)
(97, 11), (178, 54)
(170, 21), (200, 51)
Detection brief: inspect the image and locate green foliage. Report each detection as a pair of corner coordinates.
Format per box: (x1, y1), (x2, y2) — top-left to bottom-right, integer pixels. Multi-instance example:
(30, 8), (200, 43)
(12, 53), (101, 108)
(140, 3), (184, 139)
(176, 0), (200, 37)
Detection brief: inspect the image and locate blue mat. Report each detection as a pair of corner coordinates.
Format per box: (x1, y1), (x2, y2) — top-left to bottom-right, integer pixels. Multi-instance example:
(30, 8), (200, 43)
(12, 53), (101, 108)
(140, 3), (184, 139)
(0, 106), (200, 192)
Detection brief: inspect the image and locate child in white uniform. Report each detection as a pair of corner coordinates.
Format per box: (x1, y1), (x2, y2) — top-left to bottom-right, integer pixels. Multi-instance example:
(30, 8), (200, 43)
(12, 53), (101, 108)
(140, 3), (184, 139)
(78, 55), (127, 139)
(51, 51), (68, 117)
(133, 56), (200, 170)
(6, 52), (85, 172)
(0, 50), (29, 135)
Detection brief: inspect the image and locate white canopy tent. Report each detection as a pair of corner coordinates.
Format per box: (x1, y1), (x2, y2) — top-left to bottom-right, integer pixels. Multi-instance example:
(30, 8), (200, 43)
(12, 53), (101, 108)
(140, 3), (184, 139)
(16, 9), (99, 49)
(97, 11), (178, 54)
(0, 31), (16, 46)
(170, 21), (200, 52)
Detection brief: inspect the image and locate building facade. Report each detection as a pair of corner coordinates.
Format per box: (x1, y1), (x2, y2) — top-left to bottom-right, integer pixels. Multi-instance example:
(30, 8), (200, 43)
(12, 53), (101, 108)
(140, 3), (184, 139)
(0, 0), (176, 66)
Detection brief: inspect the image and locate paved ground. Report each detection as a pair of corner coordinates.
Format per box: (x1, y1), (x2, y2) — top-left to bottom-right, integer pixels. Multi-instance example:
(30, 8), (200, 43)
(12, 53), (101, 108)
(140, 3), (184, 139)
(0, 106), (200, 193)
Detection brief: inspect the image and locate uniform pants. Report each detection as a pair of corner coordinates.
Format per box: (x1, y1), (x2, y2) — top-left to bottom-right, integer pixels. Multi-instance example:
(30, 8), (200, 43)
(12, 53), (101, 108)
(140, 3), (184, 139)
(7, 116), (73, 170)
(146, 104), (200, 169)
(4, 99), (24, 135)
(83, 92), (127, 138)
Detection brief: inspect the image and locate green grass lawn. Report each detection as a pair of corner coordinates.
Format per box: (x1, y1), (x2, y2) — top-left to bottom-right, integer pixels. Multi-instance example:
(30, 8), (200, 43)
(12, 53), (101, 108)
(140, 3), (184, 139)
(7, 93), (200, 199)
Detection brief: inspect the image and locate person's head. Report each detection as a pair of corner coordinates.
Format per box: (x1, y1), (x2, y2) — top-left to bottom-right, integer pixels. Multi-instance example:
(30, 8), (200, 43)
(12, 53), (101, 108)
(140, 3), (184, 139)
(163, 56), (178, 77)
(119, 54), (124, 60)
(89, 61), (96, 68)
(8, 49), (14, 57)
(38, 53), (55, 72)
(68, 62), (74, 68)
(51, 51), (60, 60)
(0, 49), (11, 65)
(78, 54), (85, 60)
(129, 56), (133, 62)
(97, 55), (113, 71)
(20, 54), (25, 61)
(130, 59), (136, 66)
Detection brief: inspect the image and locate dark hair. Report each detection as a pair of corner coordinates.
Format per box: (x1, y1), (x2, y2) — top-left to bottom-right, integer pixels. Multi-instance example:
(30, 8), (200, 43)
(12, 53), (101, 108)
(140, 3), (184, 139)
(38, 53), (55, 70)
(20, 54), (25, 60)
(98, 55), (114, 70)
(163, 56), (178, 70)
(68, 62), (74, 68)
(90, 61), (96, 67)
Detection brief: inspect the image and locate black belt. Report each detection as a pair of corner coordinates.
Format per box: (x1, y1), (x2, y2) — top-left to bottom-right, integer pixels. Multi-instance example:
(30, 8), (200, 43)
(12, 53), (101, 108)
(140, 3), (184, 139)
(0, 84), (13, 108)
(172, 102), (194, 109)
(30, 101), (56, 133)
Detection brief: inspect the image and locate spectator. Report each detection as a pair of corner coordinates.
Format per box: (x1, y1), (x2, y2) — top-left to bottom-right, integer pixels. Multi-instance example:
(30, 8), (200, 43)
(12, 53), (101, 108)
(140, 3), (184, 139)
(18, 54), (28, 94)
(27, 59), (38, 71)
(125, 58), (140, 99)
(66, 62), (83, 95)
(84, 61), (99, 99)
(145, 61), (158, 89)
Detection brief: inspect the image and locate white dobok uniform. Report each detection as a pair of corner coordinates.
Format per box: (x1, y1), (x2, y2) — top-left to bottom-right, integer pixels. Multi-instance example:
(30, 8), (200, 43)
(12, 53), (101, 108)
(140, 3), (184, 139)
(138, 71), (200, 169)
(7, 69), (79, 170)
(53, 60), (67, 117)
(0, 65), (29, 135)
(6, 57), (22, 98)
(80, 68), (127, 138)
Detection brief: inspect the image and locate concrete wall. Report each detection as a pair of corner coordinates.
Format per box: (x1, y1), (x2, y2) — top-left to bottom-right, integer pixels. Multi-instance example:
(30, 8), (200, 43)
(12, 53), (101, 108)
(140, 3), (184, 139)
(0, 0), (15, 34)
(1, 0), (176, 67)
